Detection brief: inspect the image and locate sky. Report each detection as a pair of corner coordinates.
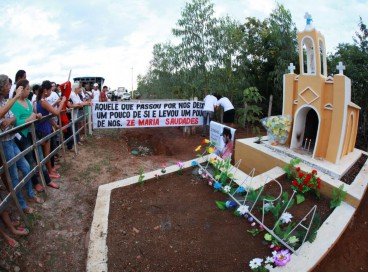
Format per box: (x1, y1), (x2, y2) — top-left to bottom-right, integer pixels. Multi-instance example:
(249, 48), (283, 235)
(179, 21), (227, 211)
(0, 0), (367, 91)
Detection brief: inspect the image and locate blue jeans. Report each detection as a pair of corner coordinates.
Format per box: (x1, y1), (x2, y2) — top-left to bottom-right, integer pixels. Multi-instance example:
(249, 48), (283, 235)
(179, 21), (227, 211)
(202, 110), (214, 136)
(15, 133), (51, 185)
(1, 139), (34, 209)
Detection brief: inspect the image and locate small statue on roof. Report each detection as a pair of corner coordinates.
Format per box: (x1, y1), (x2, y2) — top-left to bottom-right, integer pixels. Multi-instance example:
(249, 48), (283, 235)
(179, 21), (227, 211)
(304, 12), (314, 30)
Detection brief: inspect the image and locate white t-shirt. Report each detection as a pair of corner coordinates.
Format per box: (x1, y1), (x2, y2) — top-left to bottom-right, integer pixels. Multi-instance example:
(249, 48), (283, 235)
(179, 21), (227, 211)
(46, 91), (59, 107)
(31, 94), (37, 112)
(69, 92), (82, 121)
(216, 97), (234, 112)
(9, 84), (16, 99)
(203, 95), (217, 112)
(92, 89), (100, 102)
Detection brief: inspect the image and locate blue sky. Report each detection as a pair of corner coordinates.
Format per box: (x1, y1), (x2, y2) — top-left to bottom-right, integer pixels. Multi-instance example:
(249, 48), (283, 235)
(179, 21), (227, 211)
(0, 0), (367, 90)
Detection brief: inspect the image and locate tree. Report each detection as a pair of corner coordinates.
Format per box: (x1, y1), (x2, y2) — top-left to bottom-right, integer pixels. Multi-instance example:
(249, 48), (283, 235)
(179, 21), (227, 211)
(328, 18), (368, 150)
(172, 0), (218, 95)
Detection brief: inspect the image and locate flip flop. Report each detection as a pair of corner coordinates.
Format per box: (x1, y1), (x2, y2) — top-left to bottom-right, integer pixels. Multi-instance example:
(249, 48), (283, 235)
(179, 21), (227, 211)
(23, 207), (34, 214)
(47, 181), (60, 189)
(15, 227), (29, 235)
(8, 238), (19, 248)
(29, 196), (44, 204)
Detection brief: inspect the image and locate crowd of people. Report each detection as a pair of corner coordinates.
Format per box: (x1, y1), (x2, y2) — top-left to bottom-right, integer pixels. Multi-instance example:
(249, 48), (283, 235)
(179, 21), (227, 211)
(0, 70), (107, 269)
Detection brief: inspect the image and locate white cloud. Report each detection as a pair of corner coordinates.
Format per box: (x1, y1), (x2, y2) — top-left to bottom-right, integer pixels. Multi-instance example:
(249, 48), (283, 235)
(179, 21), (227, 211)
(0, 0), (367, 90)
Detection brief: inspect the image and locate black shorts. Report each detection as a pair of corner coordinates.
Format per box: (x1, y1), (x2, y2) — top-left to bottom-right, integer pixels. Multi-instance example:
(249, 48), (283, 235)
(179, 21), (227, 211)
(223, 109), (235, 123)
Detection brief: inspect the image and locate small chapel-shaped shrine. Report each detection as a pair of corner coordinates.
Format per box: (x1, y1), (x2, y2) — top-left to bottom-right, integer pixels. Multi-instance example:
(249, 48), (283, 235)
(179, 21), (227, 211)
(283, 14), (360, 164)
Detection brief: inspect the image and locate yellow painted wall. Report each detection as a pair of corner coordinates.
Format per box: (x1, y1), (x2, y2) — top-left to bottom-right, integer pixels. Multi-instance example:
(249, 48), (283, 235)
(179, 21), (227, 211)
(325, 76), (346, 162)
(234, 141), (285, 175)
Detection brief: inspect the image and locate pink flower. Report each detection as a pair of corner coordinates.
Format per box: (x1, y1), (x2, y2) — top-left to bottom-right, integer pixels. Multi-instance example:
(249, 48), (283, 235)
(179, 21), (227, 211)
(273, 249), (291, 266)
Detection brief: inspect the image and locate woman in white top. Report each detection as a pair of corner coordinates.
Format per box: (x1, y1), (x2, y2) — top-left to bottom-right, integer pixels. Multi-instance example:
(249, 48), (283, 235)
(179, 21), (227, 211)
(215, 95), (235, 127)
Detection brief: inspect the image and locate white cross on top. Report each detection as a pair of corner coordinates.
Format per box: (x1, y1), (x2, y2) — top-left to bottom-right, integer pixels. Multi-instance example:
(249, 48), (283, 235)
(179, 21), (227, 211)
(336, 61), (346, 75)
(288, 63), (296, 74)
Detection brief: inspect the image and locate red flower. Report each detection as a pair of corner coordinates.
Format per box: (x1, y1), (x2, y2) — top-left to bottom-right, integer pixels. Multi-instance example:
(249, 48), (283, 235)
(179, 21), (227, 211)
(299, 184), (304, 191)
(296, 167), (300, 172)
(317, 179), (321, 189)
(305, 174), (312, 182)
(298, 172), (304, 178)
(308, 183), (314, 188)
(292, 180), (298, 187)
(312, 169), (318, 175)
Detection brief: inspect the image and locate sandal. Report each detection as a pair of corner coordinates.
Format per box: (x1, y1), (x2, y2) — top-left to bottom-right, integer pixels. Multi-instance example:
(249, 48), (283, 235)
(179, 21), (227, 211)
(49, 172), (60, 179)
(34, 184), (44, 193)
(47, 181), (60, 189)
(23, 207), (34, 214)
(15, 227), (29, 235)
(7, 238), (19, 248)
(52, 165), (61, 171)
(29, 196), (44, 204)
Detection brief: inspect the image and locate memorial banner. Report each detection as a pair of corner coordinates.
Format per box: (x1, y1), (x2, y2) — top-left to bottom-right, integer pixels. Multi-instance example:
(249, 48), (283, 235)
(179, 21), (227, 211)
(92, 101), (204, 128)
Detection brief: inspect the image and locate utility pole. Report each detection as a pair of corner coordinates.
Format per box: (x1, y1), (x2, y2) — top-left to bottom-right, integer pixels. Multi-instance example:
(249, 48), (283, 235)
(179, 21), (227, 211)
(131, 67), (134, 99)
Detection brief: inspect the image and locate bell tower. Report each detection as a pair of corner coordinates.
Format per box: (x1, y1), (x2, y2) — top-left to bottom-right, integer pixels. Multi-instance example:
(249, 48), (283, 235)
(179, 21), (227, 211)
(283, 13), (360, 163)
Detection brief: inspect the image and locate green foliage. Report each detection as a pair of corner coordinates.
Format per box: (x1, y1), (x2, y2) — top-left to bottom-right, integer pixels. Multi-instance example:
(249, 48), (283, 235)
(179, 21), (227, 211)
(296, 212), (321, 244)
(213, 158), (234, 184)
(282, 158), (302, 180)
(330, 184), (347, 209)
(296, 194), (305, 205)
(138, 167), (145, 185)
(269, 192), (294, 220)
(247, 228), (263, 237)
(237, 87), (265, 129)
(215, 200), (227, 210)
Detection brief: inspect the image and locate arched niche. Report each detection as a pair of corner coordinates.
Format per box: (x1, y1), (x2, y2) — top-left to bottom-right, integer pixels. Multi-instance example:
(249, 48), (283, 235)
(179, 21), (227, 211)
(301, 37), (316, 75)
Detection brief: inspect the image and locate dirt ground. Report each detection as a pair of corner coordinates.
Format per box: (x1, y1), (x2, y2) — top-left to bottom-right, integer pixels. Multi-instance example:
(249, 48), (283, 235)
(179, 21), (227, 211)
(107, 169), (332, 272)
(1, 126), (367, 271)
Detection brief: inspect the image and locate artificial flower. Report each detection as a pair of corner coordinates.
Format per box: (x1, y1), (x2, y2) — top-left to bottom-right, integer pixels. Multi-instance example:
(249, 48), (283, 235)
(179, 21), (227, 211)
(265, 264), (274, 270)
(280, 212), (293, 224)
(263, 202), (274, 212)
(208, 147), (215, 154)
(223, 185), (231, 193)
(202, 139), (210, 144)
(209, 158), (215, 164)
(296, 167), (300, 172)
(249, 258), (263, 269)
(207, 181), (213, 186)
(265, 256), (274, 264)
(251, 222), (256, 227)
(237, 205), (249, 215)
(191, 161), (197, 166)
(225, 200), (236, 208)
(201, 173), (208, 179)
(177, 161), (184, 168)
(273, 249), (291, 266)
(195, 145), (202, 151)
(288, 236), (299, 244)
(213, 182), (222, 189)
(312, 169), (318, 175)
(264, 233), (272, 241)
(235, 186), (245, 193)
(198, 169), (203, 175)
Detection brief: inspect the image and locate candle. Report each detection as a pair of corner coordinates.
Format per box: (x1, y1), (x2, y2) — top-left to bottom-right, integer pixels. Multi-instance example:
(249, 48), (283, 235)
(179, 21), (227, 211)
(304, 138), (308, 149)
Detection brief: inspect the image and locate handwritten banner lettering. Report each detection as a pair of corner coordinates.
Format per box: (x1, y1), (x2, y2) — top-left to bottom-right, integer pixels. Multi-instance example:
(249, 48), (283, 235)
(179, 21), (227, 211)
(92, 101), (204, 128)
